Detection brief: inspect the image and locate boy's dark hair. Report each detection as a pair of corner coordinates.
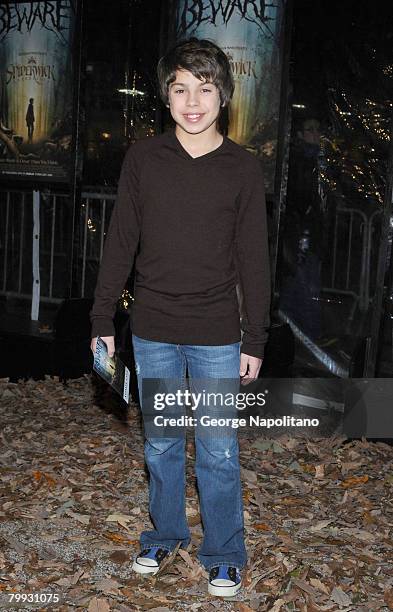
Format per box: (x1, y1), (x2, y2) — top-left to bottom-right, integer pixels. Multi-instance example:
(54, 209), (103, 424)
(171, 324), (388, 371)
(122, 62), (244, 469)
(157, 38), (234, 107)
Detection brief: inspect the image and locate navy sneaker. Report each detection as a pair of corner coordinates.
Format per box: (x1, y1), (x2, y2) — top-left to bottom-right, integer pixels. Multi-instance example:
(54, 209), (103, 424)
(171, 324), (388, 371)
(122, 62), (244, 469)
(132, 546), (170, 575)
(208, 565), (242, 597)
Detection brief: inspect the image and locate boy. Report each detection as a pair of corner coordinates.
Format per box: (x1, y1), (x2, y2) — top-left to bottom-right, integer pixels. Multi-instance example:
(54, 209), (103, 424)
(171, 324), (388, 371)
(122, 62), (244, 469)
(90, 38), (270, 597)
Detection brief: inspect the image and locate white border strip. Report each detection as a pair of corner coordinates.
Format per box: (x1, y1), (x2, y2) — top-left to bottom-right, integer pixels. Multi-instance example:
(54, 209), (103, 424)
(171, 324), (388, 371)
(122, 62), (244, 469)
(31, 190), (40, 321)
(293, 392), (344, 413)
(278, 309), (349, 378)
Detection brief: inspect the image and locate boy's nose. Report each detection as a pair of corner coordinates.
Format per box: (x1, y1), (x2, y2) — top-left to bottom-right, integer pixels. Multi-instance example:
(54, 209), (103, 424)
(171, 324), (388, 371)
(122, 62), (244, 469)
(186, 94), (199, 106)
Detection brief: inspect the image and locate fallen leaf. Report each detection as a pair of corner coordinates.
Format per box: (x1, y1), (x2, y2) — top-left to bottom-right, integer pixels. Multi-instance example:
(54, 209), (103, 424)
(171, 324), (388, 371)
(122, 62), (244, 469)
(314, 464), (325, 479)
(330, 586), (352, 607)
(65, 509), (90, 524)
(109, 550), (130, 564)
(254, 523), (271, 531)
(237, 604), (255, 612)
(251, 439), (273, 451)
(268, 598), (286, 611)
(177, 549), (198, 569)
(310, 520), (334, 532)
(88, 597), (111, 612)
(55, 569), (85, 587)
(105, 513), (133, 522)
(104, 531), (134, 543)
(92, 463), (112, 471)
(241, 468), (258, 483)
(341, 475), (369, 488)
(339, 527), (376, 542)
(95, 577), (121, 595)
(384, 588), (393, 610)
(309, 578), (330, 595)
(291, 578), (318, 596)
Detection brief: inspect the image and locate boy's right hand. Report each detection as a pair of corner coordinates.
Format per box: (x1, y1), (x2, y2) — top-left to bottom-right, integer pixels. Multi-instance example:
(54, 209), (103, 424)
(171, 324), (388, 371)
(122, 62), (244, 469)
(91, 336), (115, 358)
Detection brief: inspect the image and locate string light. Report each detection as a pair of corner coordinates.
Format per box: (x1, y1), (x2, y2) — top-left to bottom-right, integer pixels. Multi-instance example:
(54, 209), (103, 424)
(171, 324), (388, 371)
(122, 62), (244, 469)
(119, 289), (134, 310)
(323, 83), (391, 206)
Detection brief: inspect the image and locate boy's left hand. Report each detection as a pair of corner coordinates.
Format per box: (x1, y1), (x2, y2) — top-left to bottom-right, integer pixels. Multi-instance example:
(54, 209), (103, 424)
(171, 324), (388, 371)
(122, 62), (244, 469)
(240, 353), (263, 385)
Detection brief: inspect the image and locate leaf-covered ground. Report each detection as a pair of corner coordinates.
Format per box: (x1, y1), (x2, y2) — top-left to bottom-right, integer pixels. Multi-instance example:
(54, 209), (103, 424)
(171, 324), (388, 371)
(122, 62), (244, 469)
(1, 376), (393, 611)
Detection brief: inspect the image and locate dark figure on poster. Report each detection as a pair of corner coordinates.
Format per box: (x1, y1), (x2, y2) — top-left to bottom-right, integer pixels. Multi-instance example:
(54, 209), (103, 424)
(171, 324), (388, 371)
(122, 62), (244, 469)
(26, 98), (35, 143)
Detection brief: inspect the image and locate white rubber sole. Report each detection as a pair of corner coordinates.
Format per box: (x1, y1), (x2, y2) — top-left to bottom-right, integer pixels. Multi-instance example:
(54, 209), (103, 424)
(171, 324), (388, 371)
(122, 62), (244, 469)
(208, 580), (242, 597)
(132, 559), (160, 575)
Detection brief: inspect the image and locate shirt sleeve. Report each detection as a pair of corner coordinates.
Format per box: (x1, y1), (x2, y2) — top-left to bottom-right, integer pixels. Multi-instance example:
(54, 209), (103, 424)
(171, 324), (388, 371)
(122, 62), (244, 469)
(90, 146), (141, 338)
(236, 159), (271, 358)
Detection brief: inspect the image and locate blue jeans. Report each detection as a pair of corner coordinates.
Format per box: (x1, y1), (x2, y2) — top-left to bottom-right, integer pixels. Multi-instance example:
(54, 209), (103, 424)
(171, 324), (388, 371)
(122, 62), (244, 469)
(132, 334), (247, 571)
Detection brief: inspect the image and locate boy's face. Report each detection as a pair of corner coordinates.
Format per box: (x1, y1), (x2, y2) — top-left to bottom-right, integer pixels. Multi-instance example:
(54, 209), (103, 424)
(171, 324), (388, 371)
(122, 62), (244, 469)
(167, 69), (222, 139)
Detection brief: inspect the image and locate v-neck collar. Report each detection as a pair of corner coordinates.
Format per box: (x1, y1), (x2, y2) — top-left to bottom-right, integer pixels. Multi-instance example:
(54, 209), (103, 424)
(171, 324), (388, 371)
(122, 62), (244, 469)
(168, 129), (228, 162)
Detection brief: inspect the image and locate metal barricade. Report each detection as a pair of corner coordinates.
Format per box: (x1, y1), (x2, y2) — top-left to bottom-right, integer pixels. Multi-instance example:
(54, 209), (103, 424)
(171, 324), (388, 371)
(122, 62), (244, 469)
(0, 189), (116, 303)
(322, 206), (381, 313)
(79, 192), (116, 298)
(0, 189), (382, 309)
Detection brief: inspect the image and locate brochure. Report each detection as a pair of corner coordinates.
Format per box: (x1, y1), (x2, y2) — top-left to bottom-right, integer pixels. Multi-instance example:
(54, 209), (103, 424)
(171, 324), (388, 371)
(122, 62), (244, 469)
(93, 337), (130, 403)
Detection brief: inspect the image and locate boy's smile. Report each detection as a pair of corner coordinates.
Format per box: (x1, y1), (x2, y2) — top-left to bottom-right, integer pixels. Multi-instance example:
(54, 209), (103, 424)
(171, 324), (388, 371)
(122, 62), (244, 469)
(168, 69), (222, 145)
(183, 113), (204, 123)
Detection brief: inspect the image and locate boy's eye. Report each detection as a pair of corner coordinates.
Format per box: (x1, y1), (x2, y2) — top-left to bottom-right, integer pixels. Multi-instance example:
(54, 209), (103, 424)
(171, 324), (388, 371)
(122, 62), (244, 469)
(201, 88), (212, 93)
(174, 89), (184, 94)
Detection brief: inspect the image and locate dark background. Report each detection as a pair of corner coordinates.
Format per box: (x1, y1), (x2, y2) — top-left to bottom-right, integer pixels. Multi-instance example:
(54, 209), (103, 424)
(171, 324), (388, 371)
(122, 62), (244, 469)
(82, 0), (392, 188)
(0, 0), (392, 382)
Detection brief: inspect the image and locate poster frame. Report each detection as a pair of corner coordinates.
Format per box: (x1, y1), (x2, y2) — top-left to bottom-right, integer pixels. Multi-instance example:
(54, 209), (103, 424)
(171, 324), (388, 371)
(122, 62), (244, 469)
(0, 0), (83, 189)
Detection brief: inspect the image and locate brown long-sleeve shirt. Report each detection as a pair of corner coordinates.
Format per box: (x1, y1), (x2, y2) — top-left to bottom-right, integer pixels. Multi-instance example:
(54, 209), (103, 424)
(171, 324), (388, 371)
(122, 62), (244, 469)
(90, 129), (271, 358)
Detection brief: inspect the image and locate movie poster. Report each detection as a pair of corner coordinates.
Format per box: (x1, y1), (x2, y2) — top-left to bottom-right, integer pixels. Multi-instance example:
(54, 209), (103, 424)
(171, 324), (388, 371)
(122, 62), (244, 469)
(0, 1), (77, 183)
(174, 0), (286, 193)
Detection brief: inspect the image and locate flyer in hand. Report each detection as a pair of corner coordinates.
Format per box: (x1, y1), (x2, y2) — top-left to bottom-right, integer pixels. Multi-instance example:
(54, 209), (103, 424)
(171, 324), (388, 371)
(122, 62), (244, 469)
(93, 337), (130, 403)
